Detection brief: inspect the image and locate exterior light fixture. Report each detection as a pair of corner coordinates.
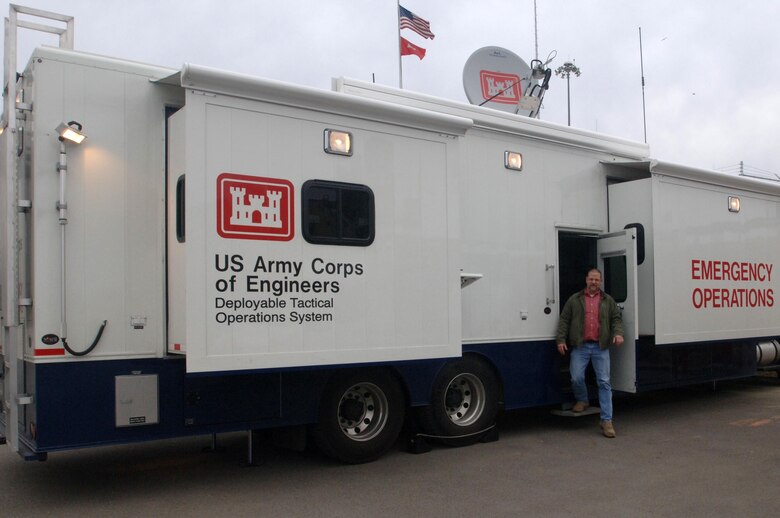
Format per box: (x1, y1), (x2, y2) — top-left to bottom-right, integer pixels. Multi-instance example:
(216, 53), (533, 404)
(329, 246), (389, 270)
(504, 151), (523, 171)
(56, 121), (87, 144)
(728, 196), (740, 213)
(324, 129), (352, 156)
(54, 119), (106, 357)
(52, 119), (107, 356)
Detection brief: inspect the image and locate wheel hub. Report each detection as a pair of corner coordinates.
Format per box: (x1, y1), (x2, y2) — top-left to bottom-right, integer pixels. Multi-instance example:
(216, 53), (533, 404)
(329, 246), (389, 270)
(340, 396), (365, 423)
(337, 383), (388, 442)
(445, 385), (465, 409)
(445, 373), (486, 427)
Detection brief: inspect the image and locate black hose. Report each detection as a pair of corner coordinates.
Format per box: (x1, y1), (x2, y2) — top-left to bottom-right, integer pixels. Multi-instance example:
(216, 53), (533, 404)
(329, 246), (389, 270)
(540, 68), (552, 90)
(62, 320), (107, 357)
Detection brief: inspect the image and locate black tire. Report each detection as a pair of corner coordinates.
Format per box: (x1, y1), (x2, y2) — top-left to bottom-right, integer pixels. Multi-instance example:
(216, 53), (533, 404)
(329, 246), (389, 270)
(312, 369), (405, 464)
(418, 357), (500, 442)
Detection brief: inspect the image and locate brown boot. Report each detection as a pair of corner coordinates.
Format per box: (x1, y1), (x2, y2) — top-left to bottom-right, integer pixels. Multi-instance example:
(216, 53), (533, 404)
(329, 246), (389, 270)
(572, 401), (589, 413)
(601, 420), (616, 438)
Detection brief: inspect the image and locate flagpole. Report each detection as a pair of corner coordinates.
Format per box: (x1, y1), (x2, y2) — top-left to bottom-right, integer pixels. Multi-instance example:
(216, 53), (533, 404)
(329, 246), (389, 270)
(397, 0), (403, 88)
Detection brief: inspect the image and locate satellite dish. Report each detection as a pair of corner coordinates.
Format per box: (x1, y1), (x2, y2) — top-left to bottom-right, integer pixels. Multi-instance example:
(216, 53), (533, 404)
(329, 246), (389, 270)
(463, 46), (535, 116)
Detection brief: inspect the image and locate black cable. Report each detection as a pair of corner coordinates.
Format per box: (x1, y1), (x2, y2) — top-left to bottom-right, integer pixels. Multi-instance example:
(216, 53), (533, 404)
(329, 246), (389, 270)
(479, 79), (522, 106)
(62, 320), (107, 357)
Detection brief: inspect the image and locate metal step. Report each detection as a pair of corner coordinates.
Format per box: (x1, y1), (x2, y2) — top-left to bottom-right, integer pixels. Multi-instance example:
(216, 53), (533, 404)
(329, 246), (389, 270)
(551, 405), (601, 417)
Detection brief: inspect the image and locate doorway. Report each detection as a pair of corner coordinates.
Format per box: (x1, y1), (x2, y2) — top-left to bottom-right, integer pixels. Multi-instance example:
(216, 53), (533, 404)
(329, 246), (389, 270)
(557, 228), (638, 393)
(557, 231), (598, 310)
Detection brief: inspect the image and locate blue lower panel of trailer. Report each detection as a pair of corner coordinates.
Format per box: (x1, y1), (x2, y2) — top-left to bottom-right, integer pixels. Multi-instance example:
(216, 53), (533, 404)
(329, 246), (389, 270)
(635, 338), (757, 391)
(31, 357), (330, 452)
(33, 358), (184, 450)
(27, 344), (564, 452)
(22, 337), (759, 453)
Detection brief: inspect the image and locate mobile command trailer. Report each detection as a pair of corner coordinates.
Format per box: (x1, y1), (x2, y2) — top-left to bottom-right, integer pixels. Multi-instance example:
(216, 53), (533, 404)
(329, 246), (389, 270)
(2, 8), (780, 465)
(334, 77), (780, 388)
(1, 17), (471, 463)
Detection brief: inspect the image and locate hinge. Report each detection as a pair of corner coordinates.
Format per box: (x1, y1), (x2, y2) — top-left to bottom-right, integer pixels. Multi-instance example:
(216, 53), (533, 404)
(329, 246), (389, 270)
(190, 90), (217, 98)
(17, 199), (31, 212)
(15, 394), (33, 405)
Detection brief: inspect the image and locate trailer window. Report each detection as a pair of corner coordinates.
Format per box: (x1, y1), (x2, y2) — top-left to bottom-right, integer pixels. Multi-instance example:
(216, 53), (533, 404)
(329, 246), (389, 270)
(624, 223), (645, 265)
(302, 180), (374, 246)
(176, 175), (185, 243)
(603, 255), (627, 303)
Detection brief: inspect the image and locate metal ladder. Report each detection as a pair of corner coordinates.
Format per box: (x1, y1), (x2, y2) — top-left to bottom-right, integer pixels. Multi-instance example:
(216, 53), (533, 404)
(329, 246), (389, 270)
(1, 4), (74, 456)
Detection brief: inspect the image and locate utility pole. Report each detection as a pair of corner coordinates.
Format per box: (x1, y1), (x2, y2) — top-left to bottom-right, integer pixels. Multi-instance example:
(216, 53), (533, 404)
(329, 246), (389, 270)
(555, 61), (581, 126)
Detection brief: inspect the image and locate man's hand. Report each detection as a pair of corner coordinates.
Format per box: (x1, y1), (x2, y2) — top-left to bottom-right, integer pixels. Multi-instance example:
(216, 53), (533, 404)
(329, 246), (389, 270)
(613, 335), (624, 346)
(557, 343), (568, 356)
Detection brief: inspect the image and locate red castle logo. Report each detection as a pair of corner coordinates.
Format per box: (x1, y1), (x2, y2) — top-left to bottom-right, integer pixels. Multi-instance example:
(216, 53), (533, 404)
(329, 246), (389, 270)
(479, 70), (522, 104)
(216, 173), (294, 241)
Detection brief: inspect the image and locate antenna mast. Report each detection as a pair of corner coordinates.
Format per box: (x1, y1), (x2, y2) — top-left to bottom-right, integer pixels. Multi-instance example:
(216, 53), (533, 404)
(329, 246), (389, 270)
(534, 0), (539, 61)
(639, 27), (647, 143)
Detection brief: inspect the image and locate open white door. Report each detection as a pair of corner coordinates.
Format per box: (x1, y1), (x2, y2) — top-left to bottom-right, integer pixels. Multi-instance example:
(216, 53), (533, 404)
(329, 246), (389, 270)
(597, 229), (638, 393)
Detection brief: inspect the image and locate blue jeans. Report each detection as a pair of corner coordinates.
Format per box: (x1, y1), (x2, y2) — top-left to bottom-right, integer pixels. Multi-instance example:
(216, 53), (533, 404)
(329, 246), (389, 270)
(570, 341), (612, 421)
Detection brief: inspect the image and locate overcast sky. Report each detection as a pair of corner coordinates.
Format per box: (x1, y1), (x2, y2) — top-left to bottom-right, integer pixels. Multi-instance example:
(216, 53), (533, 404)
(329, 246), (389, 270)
(3, 0), (778, 177)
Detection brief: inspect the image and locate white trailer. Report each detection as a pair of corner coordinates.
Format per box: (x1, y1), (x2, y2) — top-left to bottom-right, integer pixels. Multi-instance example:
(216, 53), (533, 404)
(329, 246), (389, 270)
(2, 6), (779, 463)
(335, 78), (780, 392)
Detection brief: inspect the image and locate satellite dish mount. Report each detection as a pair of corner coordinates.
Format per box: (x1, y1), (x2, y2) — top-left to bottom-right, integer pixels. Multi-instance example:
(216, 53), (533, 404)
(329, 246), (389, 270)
(463, 46), (552, 118)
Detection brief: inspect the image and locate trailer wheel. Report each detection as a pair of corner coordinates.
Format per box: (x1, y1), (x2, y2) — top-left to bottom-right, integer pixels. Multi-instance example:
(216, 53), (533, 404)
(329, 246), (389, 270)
(418, 357), (500, 443)
(312, 370), (405, 464)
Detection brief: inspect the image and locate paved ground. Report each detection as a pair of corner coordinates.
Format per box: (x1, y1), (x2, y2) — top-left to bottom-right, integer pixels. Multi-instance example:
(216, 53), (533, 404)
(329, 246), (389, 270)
(0, 375), (778, 517)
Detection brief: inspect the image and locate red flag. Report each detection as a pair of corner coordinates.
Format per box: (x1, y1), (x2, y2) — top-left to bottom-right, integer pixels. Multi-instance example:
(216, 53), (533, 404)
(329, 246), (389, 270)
(400, 37), (426, 60)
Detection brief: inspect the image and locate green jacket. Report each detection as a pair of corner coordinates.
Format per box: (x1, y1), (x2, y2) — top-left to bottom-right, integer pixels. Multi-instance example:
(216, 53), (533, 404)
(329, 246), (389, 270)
(555, 290), (624, 350)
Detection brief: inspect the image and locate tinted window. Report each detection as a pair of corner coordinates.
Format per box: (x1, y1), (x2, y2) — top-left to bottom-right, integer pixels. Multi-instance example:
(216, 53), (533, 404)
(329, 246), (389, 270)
(176, 175), (185, 243)
(302, 180), (374, 246)
(624, 223), (645, 265)
(603, 255), (627, 303)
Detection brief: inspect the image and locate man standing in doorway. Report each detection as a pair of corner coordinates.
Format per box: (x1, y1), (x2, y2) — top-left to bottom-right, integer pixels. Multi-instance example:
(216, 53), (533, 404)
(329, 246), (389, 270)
(556, 268), (624, 438)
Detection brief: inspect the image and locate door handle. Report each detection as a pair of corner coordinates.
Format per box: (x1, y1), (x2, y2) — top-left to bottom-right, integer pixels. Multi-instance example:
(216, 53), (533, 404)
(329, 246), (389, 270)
(545, 264), (556, 305)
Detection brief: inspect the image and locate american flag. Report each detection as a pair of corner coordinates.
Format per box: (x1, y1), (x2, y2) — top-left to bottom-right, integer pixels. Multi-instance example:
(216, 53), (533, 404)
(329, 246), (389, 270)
(399, 5), (435, 40)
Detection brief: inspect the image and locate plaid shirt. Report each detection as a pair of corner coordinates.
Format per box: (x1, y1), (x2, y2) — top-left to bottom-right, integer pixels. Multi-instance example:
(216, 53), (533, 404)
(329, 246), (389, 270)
(583, 290), (601, 342)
